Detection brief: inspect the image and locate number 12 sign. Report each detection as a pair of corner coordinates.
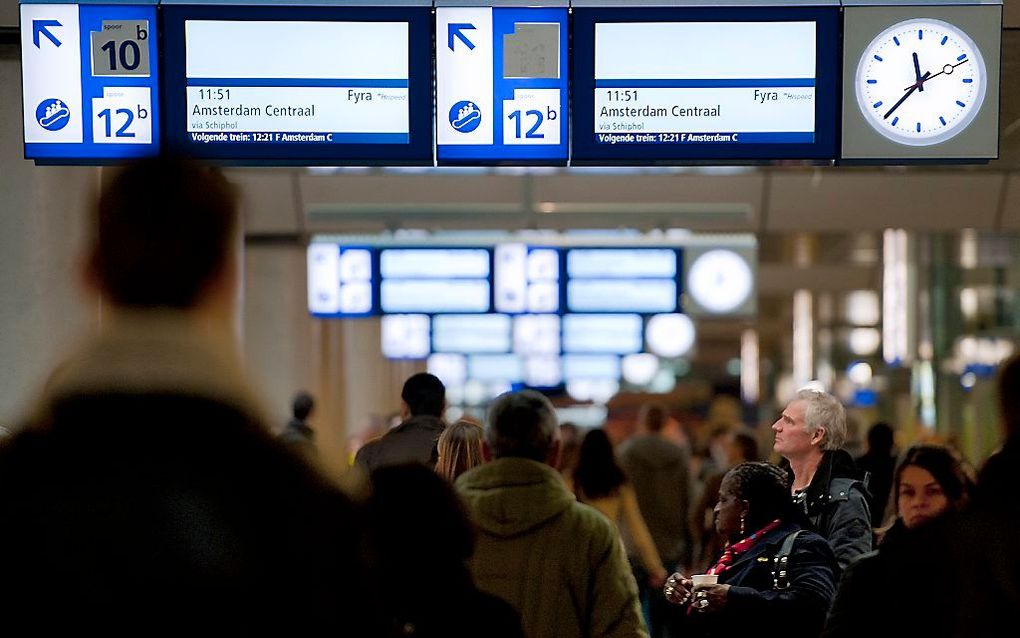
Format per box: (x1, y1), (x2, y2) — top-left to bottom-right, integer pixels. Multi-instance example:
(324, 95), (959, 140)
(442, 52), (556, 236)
(436, 6), (568, 165)
(22, 3), (160, 161)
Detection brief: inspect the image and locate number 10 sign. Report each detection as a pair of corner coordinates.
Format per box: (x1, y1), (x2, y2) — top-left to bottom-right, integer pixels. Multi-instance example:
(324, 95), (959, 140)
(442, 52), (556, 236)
(21, 2), (160, 161)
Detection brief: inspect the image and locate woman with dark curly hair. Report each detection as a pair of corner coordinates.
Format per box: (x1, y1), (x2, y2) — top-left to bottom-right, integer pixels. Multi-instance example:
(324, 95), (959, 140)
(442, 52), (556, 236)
(664, 462), (838, 638)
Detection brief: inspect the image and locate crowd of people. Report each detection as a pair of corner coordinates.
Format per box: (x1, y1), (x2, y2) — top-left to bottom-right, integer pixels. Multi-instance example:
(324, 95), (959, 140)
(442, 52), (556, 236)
(0, 156), (1017, 637)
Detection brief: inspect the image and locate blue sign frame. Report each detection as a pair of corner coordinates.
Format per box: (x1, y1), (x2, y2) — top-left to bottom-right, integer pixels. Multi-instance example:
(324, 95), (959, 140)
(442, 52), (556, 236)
(437, 7), (569, 165)
(23, 2), (161, 162)
(570, 5), (842, 164)
(161, 4), (433, 165)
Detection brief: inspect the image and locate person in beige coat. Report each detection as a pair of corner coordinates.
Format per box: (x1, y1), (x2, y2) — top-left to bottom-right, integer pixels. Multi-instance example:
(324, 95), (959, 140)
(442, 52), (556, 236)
(456, 391), (648, 638)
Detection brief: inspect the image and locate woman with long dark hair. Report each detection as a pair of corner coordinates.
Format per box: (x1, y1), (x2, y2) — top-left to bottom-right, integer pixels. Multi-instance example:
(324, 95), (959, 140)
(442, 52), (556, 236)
(823, 443), (975, 637)
(572, 428), (668, 588)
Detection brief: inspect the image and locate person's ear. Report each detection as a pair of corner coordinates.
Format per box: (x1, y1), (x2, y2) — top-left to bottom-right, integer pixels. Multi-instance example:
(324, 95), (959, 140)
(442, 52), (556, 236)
(810, 427), (826, 447)
(546, 438), (562, 468)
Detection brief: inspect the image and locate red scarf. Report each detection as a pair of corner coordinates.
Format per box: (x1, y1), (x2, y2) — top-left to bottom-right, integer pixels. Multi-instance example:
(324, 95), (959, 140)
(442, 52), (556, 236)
(708, 519), (783, 576)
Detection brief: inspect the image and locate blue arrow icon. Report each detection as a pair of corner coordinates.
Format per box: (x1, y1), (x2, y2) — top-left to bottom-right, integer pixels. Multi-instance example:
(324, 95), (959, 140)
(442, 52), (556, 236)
(33, 20), (62, 48)
(448, 23), (476, 51)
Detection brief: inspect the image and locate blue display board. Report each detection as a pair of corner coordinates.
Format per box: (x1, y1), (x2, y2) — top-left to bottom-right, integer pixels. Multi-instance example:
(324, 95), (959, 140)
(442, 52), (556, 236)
(161, 4), (433, 164)
(436, 6), (569, 164)
(21, 2), (161, 161)
(570, 6), (842, 163)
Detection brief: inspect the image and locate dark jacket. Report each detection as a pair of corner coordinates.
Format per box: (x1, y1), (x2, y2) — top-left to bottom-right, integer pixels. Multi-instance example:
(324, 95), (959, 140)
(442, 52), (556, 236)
(617, 434), (692, 566)
(0, 315), (384, 633)
(822, 520), (933, 638)
(355, 414), (445, 472)
(690, 521), (837, 638)
(279, 417), (317, 459)
(949, 437), (1020, 636)
(792, 450), (873, 570)
(855, 450), (896, 526)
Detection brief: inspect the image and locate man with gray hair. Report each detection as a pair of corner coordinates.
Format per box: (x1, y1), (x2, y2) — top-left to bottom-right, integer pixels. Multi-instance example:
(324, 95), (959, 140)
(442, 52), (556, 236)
(772, 389), (872, 570)
(456, 390), (648, 638)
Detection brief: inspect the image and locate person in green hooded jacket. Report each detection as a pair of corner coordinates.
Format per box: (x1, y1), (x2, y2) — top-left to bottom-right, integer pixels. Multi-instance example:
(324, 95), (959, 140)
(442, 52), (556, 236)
(456, 390), (648, 638)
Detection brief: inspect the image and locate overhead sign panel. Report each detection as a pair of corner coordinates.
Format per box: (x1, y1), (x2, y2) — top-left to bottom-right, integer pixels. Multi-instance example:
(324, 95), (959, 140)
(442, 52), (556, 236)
(571, 6), (841, 163)
(162, 4), (432, 164)
(436, 6), (568, 164)
(21, 2), (161, 161)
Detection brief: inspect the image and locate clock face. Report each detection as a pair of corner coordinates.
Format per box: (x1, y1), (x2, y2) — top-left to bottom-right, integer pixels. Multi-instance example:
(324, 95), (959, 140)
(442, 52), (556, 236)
(686, 249), (753, 314)
(855, 18), (987, 147)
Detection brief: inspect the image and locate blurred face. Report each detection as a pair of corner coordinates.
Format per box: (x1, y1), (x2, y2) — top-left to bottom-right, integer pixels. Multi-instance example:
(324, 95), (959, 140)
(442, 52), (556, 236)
(771, 400), (822, 459)
(898, 465), (950, 529)
(714, 477), (747, 540)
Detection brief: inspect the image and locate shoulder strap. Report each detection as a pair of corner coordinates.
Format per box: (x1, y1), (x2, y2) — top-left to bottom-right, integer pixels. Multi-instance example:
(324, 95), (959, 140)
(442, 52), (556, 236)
(770, 531), (803, 590)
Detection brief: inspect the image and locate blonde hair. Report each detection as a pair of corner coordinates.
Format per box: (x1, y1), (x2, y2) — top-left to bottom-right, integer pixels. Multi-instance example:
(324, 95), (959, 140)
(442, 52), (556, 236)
(436, 419), (486, 483)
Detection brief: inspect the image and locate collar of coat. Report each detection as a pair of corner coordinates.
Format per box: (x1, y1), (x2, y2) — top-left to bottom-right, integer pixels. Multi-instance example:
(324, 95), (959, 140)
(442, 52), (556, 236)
(800, 449), (863, 514)
(24, 309), (268, 430)
(717, 520), (803, 578)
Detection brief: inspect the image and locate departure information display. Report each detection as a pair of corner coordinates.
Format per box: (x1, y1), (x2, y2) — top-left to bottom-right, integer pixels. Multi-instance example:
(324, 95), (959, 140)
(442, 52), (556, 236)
(162, 5), (432, 163)
(21, 2), (160, 161)
(571, 6), (841, 162)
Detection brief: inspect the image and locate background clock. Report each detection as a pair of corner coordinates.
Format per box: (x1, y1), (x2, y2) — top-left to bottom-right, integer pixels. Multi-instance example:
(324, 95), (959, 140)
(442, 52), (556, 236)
(685, 249), (754, 315)
(855, 18), (987, 147)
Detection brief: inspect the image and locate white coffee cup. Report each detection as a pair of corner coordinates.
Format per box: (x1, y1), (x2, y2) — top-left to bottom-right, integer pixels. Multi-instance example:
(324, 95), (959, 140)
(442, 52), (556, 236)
(691, 574), (719, 588)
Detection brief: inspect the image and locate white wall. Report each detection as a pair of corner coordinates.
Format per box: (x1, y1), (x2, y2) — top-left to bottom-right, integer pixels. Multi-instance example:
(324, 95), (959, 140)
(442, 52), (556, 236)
(0, 54), (95, 426)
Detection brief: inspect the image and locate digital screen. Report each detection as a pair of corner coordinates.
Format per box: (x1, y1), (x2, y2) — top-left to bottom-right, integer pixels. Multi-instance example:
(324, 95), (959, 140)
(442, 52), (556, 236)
(495, 245), (560, 313)
(162, 5), (432, 163)
(571, 6), (840, 162)
(468, 354), (524, 382)
(562, 314), (643, 354)
(380, 280), (490, 314)
(428, 353), (467, 387)
(513, 314), (561, 355)
(567, 248), (676, 278)
(562, 354), (621, 380)
(432, 314), (512, 353)
(307, 244), (374, 317)
(22, 3), (160, 161)
(524, 355), (562, 387)
(380, 248), (490, 279)
(436, 7), (568, 164)
(381, 314), (430, 359)
(568, 280), (677, 313)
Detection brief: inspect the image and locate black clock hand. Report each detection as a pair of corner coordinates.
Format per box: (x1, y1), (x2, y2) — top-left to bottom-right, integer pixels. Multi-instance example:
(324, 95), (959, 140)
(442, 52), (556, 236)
(902, 58), (970, 91)
(913, 52), (924, 92)
(885, 70), (931, 120)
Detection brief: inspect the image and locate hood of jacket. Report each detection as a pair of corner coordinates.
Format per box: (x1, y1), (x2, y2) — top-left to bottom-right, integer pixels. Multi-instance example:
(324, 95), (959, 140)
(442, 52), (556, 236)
(455, 457), (575, 539)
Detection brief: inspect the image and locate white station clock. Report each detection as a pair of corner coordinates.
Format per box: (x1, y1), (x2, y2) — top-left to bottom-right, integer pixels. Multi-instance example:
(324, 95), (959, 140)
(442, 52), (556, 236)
(855, 18), (987, 147)
(686, 249), (754, 314)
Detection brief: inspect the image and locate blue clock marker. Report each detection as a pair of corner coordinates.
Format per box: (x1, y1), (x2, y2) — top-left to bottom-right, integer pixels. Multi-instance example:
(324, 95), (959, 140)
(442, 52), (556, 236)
(893, 36), (900, 46)
(963, 78), (973, 83)
(918, 29), (923, 40)
(874, 55), (883, 61)
(941, 36), (948, 45)
(867, 79), (877, 84)
(956, 101), (966, 107)
(873, 101), (883, 108)
(957, 54), (967, 61)
(939, 116), (946, 126)
(916, 122), (921, 132)
(892, 117), (899, 126)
